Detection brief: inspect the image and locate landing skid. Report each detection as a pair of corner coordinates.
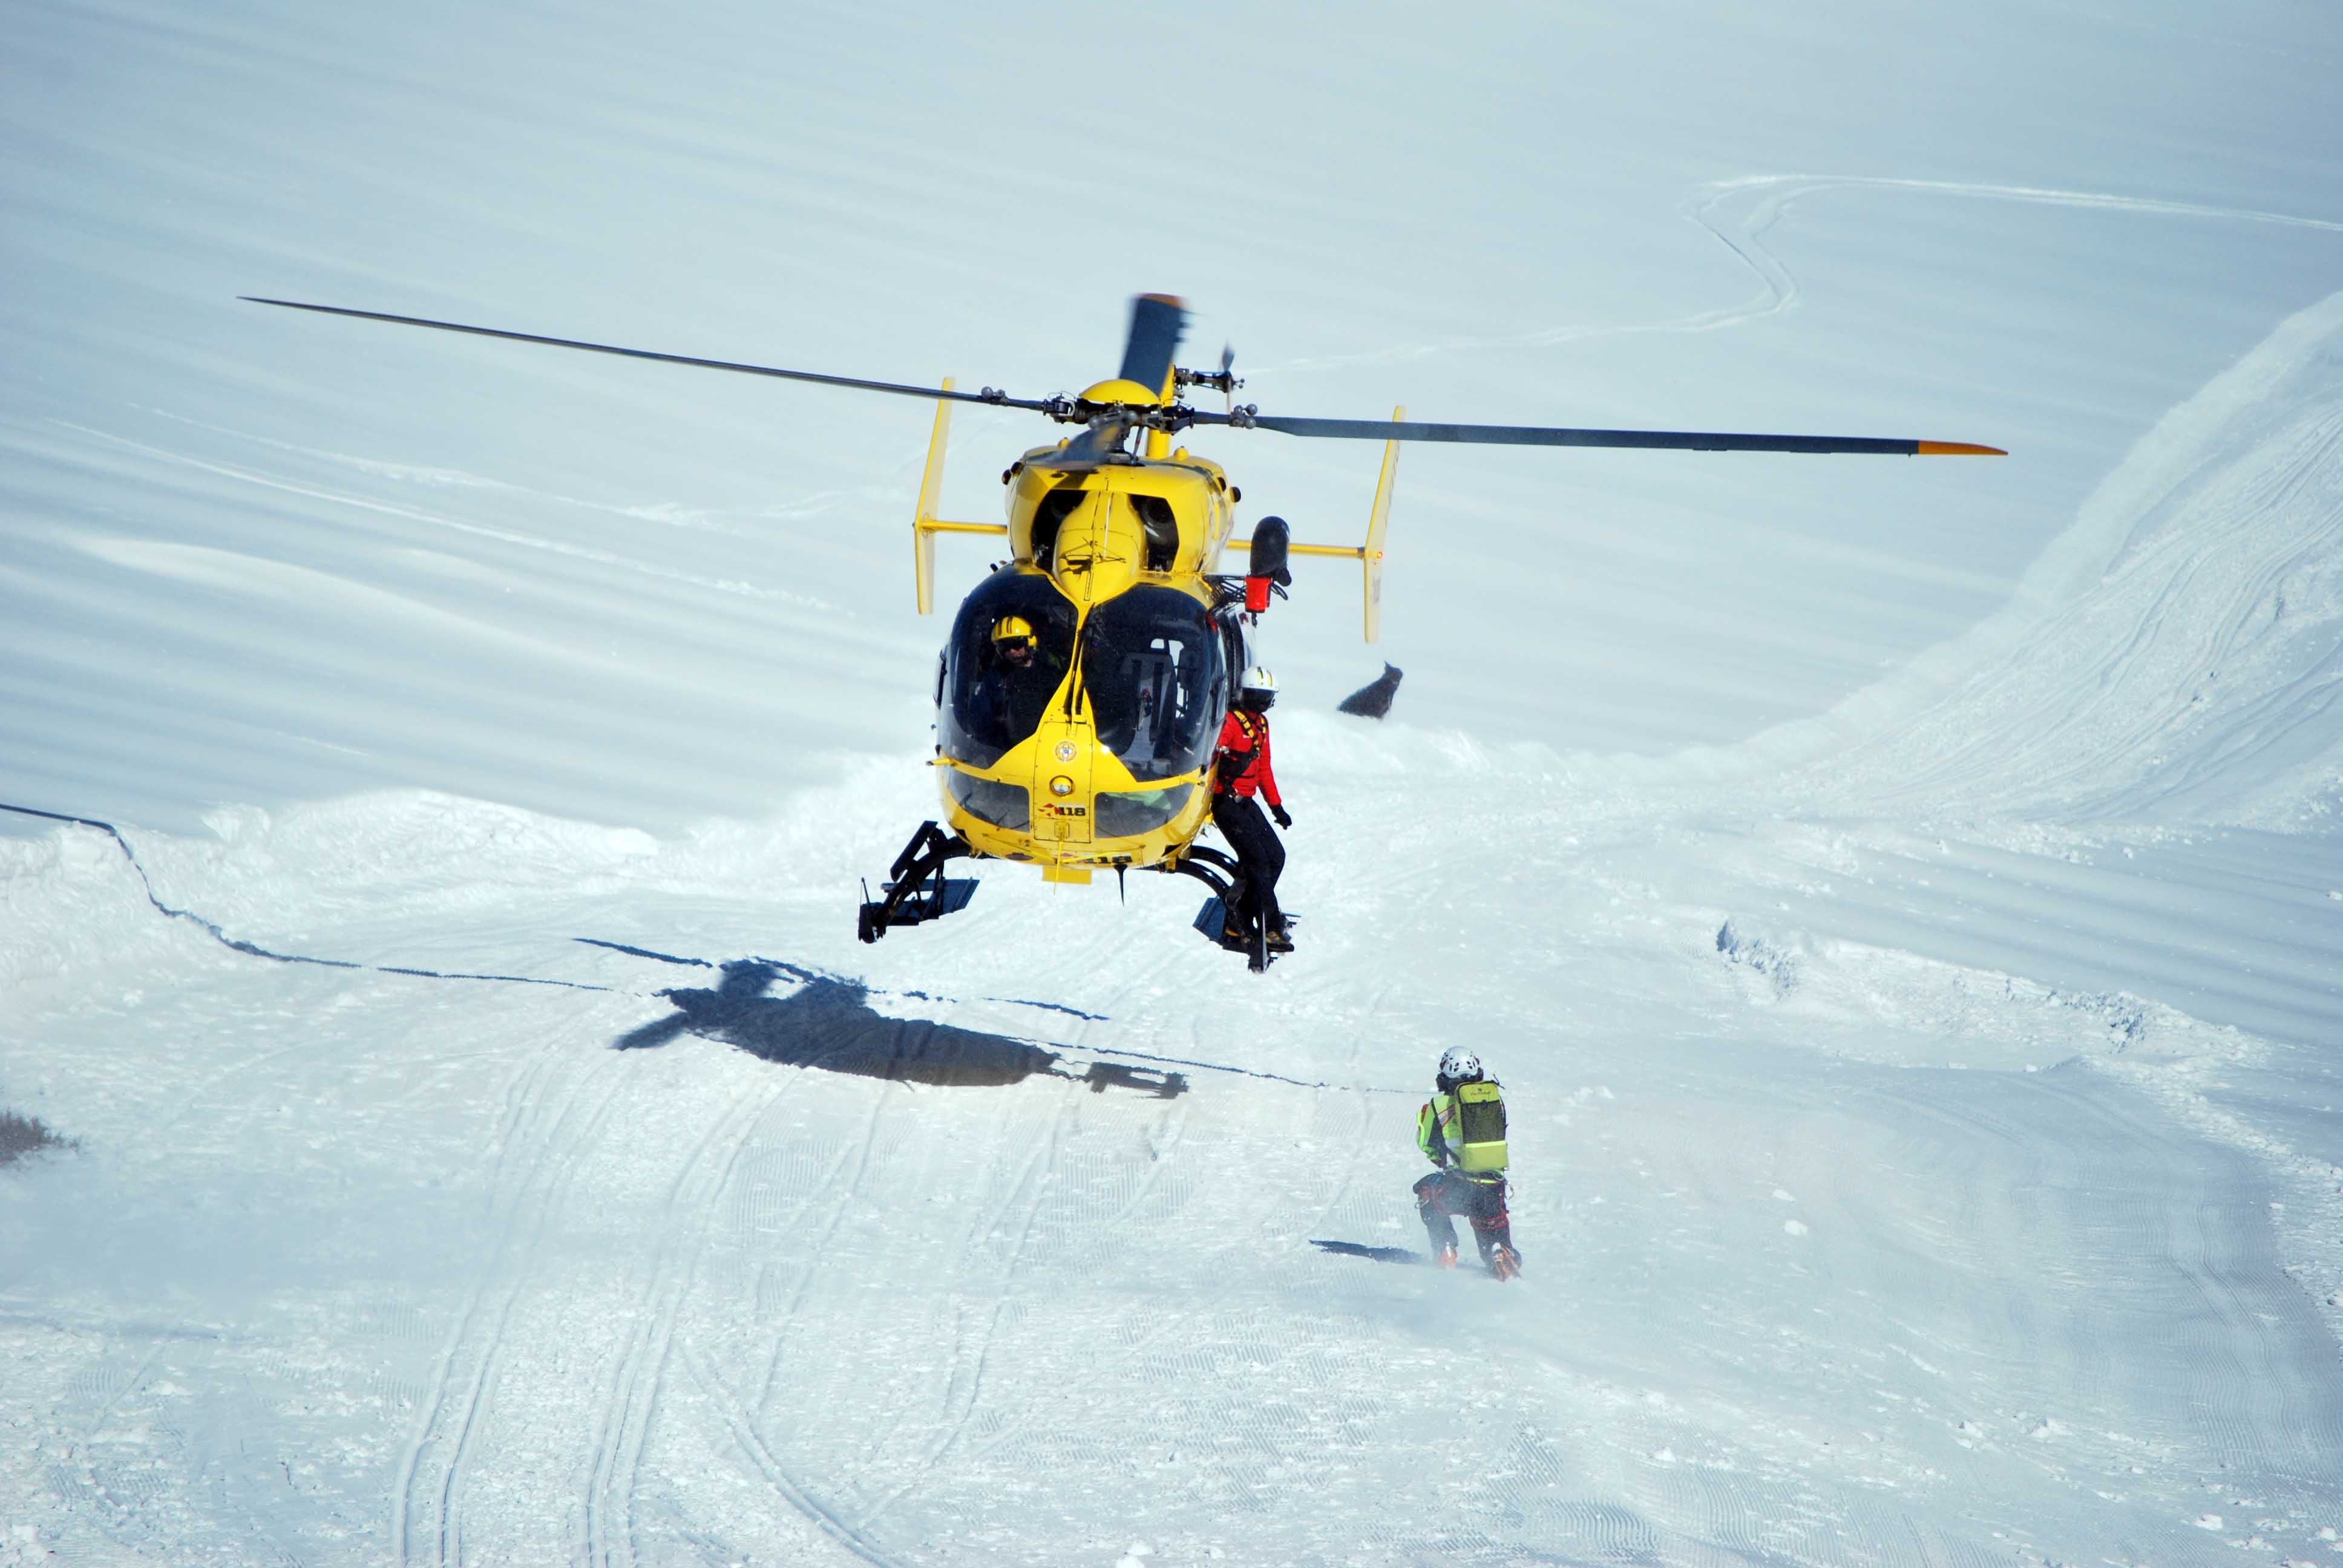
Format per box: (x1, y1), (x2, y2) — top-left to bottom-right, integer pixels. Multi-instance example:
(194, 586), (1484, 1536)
(1164, 843), (1241, 901)
(857, 821), (977, 942)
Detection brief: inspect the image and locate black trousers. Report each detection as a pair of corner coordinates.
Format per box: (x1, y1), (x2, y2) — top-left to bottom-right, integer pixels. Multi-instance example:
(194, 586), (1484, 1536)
(1211, 791), (1285, 935)
(1414, 1169), (1513, 1259)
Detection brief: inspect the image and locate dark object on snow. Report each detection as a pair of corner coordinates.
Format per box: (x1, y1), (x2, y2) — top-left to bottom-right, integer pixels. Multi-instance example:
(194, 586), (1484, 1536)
(1337, 662), (1404, 719)
(621, 957), (1061, 1089)
(1081, 1060), (1187, 1099)
(0, 1106), (74, 1168)
(1312, 1239), (1427, 1266)
(617, 956), (1187, 1099)
(1311, 1238), (1515, 1281)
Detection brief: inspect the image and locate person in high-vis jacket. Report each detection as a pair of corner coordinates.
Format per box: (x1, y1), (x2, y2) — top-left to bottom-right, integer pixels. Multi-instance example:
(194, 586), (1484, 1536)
(1211, 665), (1291, 964)
(1414, 1048), (1521, 1279)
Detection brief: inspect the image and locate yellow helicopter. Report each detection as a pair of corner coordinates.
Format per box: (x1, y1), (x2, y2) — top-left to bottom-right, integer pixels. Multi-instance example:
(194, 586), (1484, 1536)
(243, 292), (2001, 964)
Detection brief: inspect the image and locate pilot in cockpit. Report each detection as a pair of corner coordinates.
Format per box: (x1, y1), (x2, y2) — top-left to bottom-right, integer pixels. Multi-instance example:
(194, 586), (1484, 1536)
(984, 615), (1064, 734)
(995, 616), (1038, 672)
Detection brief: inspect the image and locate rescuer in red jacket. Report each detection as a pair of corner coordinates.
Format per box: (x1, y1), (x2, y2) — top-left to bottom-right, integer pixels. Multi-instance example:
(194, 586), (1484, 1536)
(1212, 665), (1291, 965)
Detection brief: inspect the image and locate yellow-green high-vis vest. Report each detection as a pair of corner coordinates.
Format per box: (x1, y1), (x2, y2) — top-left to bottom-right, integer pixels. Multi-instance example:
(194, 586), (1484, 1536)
(1417, 1081), (1508, 1174)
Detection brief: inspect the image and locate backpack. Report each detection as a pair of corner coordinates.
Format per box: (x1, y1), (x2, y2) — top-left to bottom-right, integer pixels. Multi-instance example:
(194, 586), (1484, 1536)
(1453, 1080), (1508, 1173)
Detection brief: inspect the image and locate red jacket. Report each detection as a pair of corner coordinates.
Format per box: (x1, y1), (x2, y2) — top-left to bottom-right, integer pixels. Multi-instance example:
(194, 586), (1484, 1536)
(1213, 709), (1281, 805)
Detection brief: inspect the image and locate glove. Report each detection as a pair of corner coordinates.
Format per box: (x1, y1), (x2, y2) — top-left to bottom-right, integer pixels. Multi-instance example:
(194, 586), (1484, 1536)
(1270, 803), (1292, 829)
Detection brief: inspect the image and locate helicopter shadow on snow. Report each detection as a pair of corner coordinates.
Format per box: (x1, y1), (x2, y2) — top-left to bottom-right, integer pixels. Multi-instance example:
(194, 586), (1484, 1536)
(600, 948), (1184, 1097)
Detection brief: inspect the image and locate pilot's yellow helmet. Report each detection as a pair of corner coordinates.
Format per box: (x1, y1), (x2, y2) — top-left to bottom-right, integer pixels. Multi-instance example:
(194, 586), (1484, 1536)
(991, 615), (1037, 648)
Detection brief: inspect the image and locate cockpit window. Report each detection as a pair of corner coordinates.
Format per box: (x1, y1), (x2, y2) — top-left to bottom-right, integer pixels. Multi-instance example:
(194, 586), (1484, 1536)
(1080, 585), (1225, 782)
(939, 569), (1078, 769)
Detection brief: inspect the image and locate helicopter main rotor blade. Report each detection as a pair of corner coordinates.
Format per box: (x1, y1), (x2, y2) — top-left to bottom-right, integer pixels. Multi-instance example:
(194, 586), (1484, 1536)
(1116, 293), (1187, 393)
(240, 297), (1061, 413)
(1194, 411), (2004, 456)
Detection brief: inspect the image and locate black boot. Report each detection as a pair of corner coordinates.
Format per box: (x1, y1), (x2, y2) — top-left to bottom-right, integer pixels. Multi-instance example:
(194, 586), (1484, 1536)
(1222, 883), (1252, 947)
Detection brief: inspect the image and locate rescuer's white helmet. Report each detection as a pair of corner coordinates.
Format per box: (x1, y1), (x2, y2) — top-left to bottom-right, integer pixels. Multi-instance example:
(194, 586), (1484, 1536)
(1438, 1048), (1483, 1086)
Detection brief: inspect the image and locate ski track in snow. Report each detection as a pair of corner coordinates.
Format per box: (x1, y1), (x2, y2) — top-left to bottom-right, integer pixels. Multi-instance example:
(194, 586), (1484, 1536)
(908, 1088), (1073, 1483)
(681, 1341), (900, 1567)
(393, 1014), (635, 1567)
(841, 927), (1202, 1538)
(1674, 175), (2343, 360)
(1265, 173), (2343, 373)
(580, 1079), (774, 1568)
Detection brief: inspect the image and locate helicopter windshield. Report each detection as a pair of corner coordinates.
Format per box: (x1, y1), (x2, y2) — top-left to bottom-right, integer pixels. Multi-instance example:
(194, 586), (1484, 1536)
(939, 569), (1078, 769)
(1081, 586), (1225, 782)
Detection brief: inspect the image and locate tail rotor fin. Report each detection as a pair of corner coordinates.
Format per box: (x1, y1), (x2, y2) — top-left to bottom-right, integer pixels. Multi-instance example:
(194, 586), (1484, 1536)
(911, 376), (1009, 613)
(1362, 405), (1403, 642)
(1222, 405), (1404, 641)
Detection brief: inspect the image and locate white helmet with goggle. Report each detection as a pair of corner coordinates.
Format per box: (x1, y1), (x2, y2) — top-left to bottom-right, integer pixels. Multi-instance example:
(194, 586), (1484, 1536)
(1437, 1048), (1483, 1088)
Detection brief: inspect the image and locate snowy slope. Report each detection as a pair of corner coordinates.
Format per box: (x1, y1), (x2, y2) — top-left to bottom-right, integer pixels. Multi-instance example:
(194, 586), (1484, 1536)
(6, 2), (2343, 1565)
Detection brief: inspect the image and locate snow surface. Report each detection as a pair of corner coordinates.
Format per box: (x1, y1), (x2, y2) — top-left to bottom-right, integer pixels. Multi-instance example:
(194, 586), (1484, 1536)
(5, 2), (2343, 1564)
